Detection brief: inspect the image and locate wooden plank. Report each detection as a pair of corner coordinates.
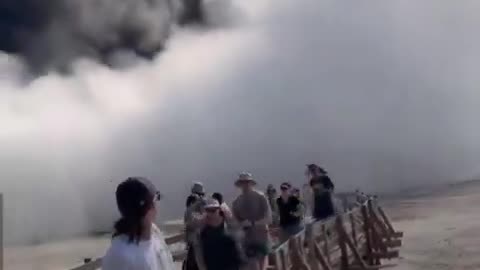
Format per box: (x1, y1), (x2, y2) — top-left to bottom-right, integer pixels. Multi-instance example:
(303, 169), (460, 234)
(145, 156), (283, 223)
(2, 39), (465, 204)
(314, 242), (334, 270)
(165, 233), (185, 245)
(371, 250), (400, 260)
(173, 250), (187, 261)
(383, 239), (402, 248)
(322, 224), (331, 265)
(376, 206), (397, 235)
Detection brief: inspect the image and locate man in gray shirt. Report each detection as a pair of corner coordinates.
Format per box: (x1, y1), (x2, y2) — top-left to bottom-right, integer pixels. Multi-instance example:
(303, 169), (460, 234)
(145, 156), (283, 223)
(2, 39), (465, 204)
(232, 172), (272, 270)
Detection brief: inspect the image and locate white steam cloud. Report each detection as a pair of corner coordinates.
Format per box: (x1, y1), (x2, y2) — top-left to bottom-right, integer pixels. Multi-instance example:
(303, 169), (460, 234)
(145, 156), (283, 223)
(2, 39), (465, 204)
(1, 0), (480, 245)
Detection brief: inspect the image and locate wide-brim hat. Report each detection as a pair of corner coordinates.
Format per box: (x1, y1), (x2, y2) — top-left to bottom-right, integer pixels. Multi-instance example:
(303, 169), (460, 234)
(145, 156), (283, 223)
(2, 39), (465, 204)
(235, 172), (257, 185)
(191, 182), (205, 195)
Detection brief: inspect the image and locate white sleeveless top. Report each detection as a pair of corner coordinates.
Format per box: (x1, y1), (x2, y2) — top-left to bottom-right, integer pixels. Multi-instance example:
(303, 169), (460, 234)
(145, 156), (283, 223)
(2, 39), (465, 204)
(102, 224), (176, 270)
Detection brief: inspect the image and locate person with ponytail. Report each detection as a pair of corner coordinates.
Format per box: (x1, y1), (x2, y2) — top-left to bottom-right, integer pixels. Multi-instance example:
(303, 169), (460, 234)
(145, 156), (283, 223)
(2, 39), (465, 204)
(102, 177), (175, 270)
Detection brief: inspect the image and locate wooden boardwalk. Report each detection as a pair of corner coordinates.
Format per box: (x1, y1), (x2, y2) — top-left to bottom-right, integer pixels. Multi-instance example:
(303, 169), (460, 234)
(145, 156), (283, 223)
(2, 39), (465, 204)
(70, 193), (402, 270)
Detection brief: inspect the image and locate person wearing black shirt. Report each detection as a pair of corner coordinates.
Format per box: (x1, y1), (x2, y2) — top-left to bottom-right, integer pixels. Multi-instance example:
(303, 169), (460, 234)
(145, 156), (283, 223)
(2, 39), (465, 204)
(310, 176), (335, 220)
(198, 198), (246, 270)
(276, 182), (304, 240)
(306, 164), (334, 191)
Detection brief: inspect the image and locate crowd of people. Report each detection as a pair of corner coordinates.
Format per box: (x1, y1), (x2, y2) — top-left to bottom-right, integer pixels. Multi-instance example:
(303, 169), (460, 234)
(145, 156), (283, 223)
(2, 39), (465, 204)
(102, 164), (336, 270)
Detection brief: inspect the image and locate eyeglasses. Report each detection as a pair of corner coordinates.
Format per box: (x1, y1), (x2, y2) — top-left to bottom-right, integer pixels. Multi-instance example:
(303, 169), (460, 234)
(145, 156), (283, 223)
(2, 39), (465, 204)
(205, 208), (219, 213)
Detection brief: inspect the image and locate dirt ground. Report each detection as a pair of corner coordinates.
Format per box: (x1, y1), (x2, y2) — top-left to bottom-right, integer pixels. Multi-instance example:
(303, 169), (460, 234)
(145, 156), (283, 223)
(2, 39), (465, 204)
(5, 181), (480, 270)
(386, 180), (480, 270)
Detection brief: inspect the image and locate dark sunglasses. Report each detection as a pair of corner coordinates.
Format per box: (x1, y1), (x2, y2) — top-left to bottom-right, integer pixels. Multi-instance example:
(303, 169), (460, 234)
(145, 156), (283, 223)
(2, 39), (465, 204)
(205, 208), (219, 213)
(154, 191), (162, 201)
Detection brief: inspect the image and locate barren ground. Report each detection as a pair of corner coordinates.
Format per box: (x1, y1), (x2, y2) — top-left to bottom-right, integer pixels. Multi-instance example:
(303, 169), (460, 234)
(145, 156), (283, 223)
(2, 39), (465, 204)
(386, 180), (480, 270)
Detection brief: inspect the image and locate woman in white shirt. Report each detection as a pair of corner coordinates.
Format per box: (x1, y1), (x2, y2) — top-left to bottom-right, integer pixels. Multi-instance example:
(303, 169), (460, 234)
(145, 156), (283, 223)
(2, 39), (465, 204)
(103, 177), (176, 270)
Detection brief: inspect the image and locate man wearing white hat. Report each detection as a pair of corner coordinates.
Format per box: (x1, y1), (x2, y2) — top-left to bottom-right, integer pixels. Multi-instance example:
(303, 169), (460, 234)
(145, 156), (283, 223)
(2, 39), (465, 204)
(232, 172), (272, 270)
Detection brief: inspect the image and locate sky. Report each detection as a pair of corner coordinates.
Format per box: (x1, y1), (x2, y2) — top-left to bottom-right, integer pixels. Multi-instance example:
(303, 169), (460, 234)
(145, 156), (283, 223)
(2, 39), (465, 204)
(1, 0), (480, 245)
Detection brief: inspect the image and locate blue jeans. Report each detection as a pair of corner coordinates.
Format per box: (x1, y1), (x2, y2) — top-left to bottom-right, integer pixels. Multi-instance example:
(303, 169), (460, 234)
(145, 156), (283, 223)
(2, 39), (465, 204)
(280, 224), (304, 241)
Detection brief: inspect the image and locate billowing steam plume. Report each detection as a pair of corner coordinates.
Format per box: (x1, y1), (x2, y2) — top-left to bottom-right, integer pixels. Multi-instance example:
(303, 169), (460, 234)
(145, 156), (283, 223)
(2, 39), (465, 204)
(1, 0), (480, 246)
(0, 0), (206, 71)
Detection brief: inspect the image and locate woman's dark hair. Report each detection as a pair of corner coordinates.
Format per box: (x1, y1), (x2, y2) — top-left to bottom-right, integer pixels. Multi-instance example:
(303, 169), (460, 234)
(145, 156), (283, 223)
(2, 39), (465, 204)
(212, 192), (223, 204)
(113, 177), (157, 244)
(186, 194), (198, 207)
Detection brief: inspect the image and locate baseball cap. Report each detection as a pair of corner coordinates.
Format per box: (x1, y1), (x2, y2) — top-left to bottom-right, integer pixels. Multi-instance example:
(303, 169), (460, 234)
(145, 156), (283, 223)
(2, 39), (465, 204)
(115, 177), (161, 219)
(280, 182), (291, 190)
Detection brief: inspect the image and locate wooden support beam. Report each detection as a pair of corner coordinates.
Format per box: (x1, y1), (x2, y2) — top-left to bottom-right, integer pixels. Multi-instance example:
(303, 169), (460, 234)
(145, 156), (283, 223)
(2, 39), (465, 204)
(337, 216), (368, 270)
(361, 205), (374, 266)
(376, 207), (397, 235)
(383, 239), (402, 248)
(335, 217), (349, 270)
(349, 212), (358, 248)
(322, 224), (332, 265)
(165, 233), (185, 245)
(314, 242), (334, 270)
(371, 250), (400, 260)
(306, 225), (322, 270)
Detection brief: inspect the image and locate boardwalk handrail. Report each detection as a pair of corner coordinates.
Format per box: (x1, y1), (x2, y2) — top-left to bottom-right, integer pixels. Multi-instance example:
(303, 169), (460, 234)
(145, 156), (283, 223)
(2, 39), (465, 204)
(69, 192), (402, 270)
(267, 194), (403, 270)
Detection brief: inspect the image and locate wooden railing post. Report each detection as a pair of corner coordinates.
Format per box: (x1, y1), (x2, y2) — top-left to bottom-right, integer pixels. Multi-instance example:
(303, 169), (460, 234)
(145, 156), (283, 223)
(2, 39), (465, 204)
(322, 223), (331, 265)
(289, 232), (310, 270)
(361, 204), (374, 265)
(306, 223), (322, 270)
(336, 216), (349, 270)
(349, 212), (358, 248)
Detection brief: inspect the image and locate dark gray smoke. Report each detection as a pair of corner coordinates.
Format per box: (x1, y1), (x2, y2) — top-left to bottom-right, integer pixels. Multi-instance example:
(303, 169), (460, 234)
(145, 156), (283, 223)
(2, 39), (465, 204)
(1, 0), (480, 246)
(0, 0), (207, 71)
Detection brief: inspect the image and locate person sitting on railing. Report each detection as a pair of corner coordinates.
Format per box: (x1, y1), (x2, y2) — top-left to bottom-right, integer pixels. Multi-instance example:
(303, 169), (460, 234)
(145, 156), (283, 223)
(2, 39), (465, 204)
(184, 182), (208, 270)
(276, 182), (304, 241)
(102, 177), (175, 270)
(193, 198), (246, 270)
(232, 172), (272, 270)
(310, 176), (335, 221)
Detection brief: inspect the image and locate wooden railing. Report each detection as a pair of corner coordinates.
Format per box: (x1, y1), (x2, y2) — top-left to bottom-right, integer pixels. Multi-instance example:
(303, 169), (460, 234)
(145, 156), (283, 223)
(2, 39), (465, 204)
(70, 193), (402, 270)
(267, 195), (403, 270)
